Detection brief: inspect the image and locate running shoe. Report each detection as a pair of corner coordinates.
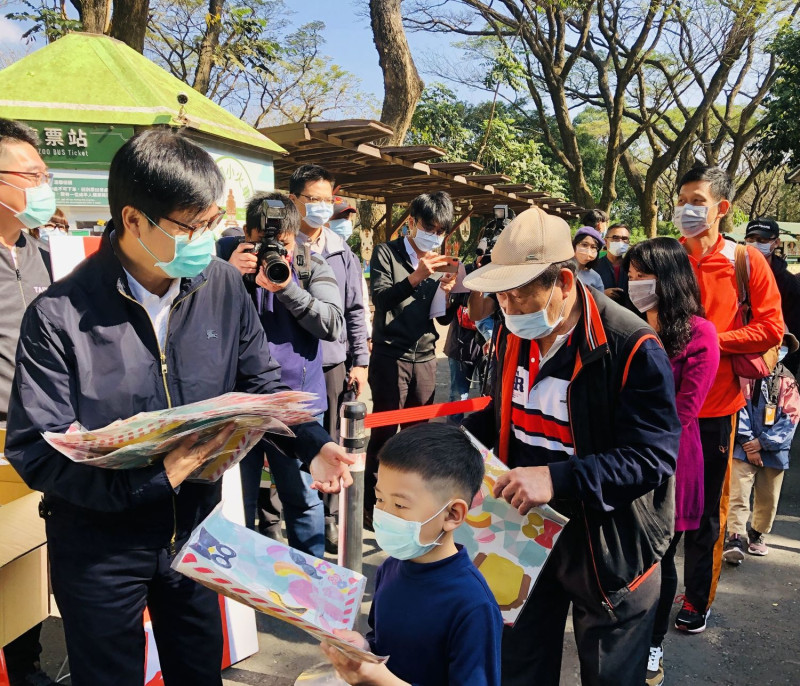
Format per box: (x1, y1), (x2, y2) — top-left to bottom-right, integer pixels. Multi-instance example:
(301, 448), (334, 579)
(674, 595), (710, 633)
(722, 533), (745, 565)
(747, 528), (768, 556)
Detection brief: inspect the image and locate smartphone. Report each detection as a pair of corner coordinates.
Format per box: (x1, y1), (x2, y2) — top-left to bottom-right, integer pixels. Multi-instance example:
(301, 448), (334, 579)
(434, 256), (461, 273)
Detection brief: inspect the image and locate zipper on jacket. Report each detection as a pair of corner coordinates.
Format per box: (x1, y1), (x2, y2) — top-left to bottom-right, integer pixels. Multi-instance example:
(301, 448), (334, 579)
(16, 267), (27, 307)
(566, 371), (617, 622)
(118, 280), (207, 554)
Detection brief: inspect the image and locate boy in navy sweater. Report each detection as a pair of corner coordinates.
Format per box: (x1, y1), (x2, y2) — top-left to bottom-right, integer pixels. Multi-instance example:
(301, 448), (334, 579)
(322, 423), (503, 685)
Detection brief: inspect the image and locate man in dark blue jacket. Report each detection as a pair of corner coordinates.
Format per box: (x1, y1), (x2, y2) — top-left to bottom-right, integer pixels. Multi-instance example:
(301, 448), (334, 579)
(218, 191), (343, 556)
(5, 129), (352, 686)
(463, 207), (680, 686)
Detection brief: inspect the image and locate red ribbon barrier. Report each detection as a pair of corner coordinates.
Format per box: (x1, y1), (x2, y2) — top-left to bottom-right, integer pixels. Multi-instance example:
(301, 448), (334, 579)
(364, 396), (491, 429)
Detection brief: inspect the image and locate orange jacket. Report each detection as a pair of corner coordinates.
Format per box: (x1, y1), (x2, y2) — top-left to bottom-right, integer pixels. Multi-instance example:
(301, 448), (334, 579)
(683, 236), (784, 418)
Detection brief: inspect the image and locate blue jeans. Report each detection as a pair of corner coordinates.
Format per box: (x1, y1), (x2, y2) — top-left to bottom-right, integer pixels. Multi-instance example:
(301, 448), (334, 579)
(240, 431), (324, 558)
(448, 357), (472, 424)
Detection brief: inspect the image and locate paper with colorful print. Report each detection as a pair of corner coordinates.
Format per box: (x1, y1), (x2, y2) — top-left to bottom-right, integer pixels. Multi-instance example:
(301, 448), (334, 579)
(455, 429), (569, 626)
(173, 504), (386, 664)
(42, 391), (318, 482)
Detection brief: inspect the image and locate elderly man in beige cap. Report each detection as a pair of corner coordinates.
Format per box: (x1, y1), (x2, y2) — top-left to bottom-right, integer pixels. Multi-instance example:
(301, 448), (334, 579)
(462, 207), (681, 686)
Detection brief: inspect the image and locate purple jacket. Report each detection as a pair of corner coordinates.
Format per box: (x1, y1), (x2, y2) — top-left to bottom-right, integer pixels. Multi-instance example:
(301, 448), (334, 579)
(670, 316), (720, 531)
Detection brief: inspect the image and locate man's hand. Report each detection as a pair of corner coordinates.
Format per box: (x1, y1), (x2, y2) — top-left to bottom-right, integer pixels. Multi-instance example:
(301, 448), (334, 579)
(408, 254), (451, 287)
(228, 242), (258, 276)
(493, 466), (555, 515)
(347, 366), (368, 398)
(163, 423), (236, 489)
(746, 450), (764, 467)
(310, 442), (355, 493)
(255, 257), (292, 293)
(742, 438), (762, 454)
(604, 287), (624, 301)
(438, 272), (456, 295)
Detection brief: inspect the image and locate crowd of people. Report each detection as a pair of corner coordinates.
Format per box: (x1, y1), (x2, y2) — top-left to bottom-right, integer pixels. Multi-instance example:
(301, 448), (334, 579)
(1, 116), (798, 686)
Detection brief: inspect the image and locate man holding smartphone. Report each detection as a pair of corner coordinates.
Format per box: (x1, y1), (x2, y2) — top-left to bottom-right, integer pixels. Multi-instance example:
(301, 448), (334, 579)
(364, 191), (458, 523)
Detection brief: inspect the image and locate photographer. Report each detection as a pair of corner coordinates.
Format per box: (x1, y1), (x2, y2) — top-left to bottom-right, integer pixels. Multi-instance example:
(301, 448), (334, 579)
(217, 191), (344, 557)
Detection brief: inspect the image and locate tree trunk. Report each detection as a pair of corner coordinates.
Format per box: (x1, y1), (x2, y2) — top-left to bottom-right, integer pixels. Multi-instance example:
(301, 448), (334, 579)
(192, 0), (224, 94)
(109, 0), (150, 52)
(71, 0), (111, 33)
(368, 0), (424, 244)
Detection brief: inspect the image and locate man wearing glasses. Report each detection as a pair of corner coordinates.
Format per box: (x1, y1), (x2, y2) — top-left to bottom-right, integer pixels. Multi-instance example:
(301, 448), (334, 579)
(0, 120), (57, 686)
(5, 128), (354, 686)
(595, 222), (631, 302)
(363, 191), (458, 523)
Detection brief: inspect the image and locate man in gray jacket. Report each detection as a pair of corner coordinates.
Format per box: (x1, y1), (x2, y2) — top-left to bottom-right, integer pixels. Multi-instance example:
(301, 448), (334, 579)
(0, 118), (57, 686)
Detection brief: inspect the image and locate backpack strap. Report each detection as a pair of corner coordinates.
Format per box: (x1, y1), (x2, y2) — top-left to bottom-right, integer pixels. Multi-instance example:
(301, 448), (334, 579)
(734, 243), (750, 307)
(294, 243), (312, 290)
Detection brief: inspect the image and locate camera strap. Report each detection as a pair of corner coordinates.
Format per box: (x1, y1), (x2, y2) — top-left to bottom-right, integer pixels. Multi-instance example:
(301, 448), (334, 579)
(294, 243), (312, 290)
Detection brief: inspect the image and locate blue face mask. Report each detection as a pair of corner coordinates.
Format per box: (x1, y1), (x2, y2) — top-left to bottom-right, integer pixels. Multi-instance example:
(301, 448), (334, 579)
(413, 227), (444, 253)
(673, 203), (719, 238)
(372, 501), (451, 561)
(503, 280), (566, 340)
(139, 214), (214, 279)
(779, 345), (788, 362)
(0, 179), (57, 230)
(303, 201), (334, 229)
(329, 218), (353, 240)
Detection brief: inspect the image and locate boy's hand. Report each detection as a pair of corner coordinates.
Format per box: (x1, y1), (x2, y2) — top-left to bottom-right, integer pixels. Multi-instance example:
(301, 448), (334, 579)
(493, 466), (554, 514)
(320, 641), (406, 686)
(310, 442), (355, 493)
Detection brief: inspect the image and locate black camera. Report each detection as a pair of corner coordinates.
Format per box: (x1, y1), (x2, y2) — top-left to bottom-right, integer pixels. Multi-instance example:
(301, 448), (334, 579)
(476, 205), (514, 263)
(241, 199), (291, 286)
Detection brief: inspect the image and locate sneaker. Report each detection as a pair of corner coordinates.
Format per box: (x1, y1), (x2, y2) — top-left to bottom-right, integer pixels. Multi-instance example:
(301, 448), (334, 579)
(722, 533), (745, 565)
(645, 645), (664, 686)
(747, 528), (768, 556)
(674, 596), (710, 633)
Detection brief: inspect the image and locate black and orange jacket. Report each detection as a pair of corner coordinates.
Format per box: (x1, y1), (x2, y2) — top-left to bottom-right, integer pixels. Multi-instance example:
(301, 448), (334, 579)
(465, 283), (680, 596)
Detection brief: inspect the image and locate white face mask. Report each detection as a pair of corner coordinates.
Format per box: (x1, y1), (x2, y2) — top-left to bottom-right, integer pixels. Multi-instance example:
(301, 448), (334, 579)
(673, 203), (719, 238)
(607, 241), (629, 257)
(413, 227), (444, 253)
(750, 241), (774, 258)
(778, 345), (788, 362)
(628, 278), (658, 313)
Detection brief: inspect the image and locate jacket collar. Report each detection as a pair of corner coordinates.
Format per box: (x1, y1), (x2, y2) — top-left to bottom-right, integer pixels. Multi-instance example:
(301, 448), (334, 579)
(94, 221), (208, 297)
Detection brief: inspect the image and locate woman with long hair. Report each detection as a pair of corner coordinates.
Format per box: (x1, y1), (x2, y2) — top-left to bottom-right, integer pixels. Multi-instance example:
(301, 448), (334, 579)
(624, 237), (720, 686)
(572, 226), (605, 290)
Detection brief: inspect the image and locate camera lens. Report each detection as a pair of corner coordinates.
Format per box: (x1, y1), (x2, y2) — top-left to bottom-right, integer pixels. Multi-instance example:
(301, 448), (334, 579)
(263, 253), (290, 284)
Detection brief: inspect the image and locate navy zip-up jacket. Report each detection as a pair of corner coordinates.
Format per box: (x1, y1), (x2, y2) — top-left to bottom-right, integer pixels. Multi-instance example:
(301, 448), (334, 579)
(6, 224), (332, 549)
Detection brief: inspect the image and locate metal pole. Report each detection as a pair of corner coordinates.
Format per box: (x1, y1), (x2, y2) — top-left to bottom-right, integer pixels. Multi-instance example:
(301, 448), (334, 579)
(338, 401), (367, 573)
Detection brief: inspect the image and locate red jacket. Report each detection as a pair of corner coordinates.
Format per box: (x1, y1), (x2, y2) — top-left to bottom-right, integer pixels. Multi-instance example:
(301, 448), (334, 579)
(684, 236), (784, 418)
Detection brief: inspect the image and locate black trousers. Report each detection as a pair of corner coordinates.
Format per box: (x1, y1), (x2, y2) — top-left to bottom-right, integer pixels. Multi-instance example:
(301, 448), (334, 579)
(46, 516), (222, 686)
(682, 414), (737, 612)
(502, 522), (661, 686)
(652, 531), (683, 646)
(322, 362), (349, 524)
(364, 354), (438, 511)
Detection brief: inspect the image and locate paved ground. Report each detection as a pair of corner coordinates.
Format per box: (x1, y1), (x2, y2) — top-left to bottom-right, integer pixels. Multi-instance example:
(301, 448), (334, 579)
(35, 341), (800, 684)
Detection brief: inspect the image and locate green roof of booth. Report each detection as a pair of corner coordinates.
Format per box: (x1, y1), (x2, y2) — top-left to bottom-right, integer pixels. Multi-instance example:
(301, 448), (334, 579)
(0, 32), (285, 155)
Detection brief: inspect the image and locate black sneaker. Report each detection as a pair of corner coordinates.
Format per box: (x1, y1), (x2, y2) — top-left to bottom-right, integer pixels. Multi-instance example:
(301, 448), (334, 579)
(325, 520), (339, 555)
(674, 596), (710, 633)
(722, 533), (745, 565)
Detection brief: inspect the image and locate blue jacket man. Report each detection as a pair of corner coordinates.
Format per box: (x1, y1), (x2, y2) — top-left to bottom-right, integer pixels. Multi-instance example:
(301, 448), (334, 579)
(6, 130), (351, 686)
(218, 190), (343, 556)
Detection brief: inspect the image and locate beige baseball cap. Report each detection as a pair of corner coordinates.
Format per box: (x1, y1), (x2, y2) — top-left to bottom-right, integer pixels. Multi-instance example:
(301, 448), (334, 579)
(464, 207), (575, 293)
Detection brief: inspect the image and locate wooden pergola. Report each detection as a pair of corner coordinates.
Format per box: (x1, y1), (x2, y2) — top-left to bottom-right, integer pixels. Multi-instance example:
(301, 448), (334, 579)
(260, 119), (586, 239)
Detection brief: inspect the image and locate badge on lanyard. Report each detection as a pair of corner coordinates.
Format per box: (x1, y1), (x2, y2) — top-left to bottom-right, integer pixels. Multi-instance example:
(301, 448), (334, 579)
(764, 403), (777, 426)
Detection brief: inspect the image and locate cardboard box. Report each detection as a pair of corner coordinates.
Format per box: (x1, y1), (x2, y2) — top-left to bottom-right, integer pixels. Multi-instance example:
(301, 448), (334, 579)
(0, 427), (34, 505)
(0, 492), (48, 646)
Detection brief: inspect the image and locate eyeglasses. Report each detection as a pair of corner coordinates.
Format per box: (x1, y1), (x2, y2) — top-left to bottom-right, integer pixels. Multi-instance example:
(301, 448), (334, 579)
(414, 219), (445, 235)
(299, 193), (334, 204)
(161, 210), (225, 240)
(0, 170), (54, 185)
(608, 236), (630, 243)
(576, 242), (599, 252)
